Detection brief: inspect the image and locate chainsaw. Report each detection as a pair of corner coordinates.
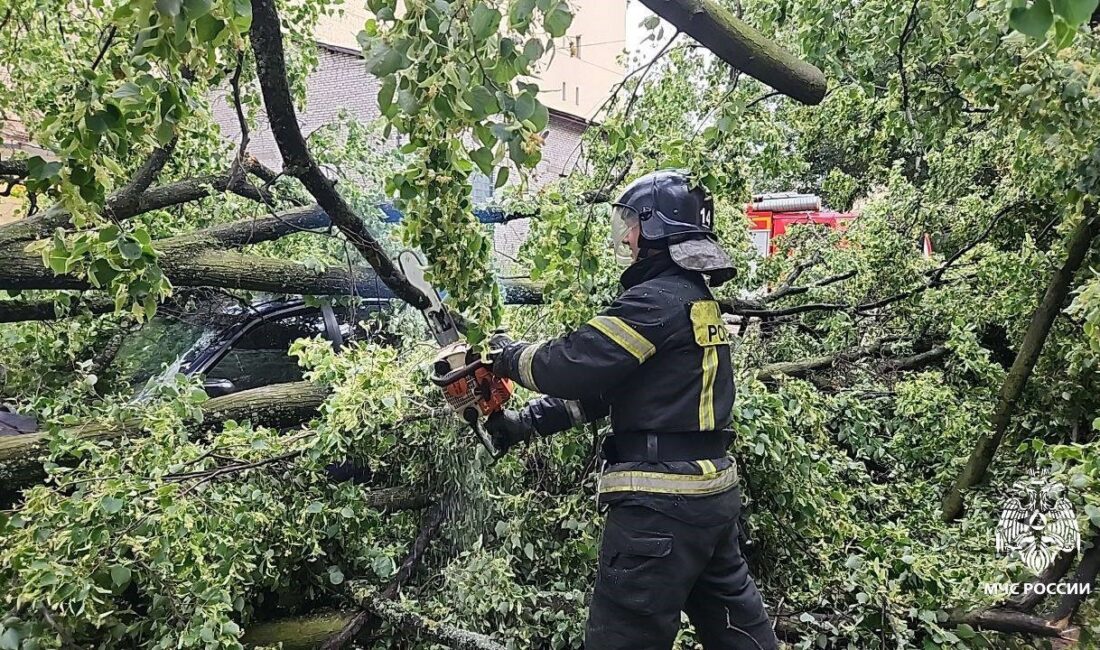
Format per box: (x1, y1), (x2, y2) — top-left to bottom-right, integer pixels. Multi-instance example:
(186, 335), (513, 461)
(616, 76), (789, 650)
(398, 250), (514, 459)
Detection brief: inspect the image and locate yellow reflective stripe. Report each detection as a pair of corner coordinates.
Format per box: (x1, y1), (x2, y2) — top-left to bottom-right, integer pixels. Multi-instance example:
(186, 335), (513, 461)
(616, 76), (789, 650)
(698, 459), (716, 475)
(518, 342), (543, 391)
(587, 316), (655, 362)
(699, 346), (718, 430)
(599, 465), (738, 495)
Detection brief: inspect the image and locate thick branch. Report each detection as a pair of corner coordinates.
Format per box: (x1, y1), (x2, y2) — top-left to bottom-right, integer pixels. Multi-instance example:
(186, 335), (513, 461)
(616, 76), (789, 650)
(248, 0), (428, 309)
(946, 608), (1069, 637)
(347, 588), (506, 650)
(637, 0), (826, 105)
(755, 340), (895, 381)
(0, 294), (115, 323)
(321, 503), (448, 649)
(1005, 548), (1078, 612)
(0, 158), (29, 177)
(943, 209), (1100, 521)
(1050, 529), (1100, 625)
(0, 381), (330, 489)
(0, 173), (271, 248)
(110, 139), (178, 212)
(170, 205), (330, 249)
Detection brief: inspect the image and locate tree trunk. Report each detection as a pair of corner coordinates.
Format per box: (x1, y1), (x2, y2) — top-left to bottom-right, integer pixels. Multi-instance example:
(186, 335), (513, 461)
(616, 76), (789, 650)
(942, 209), (1100, 521)
(638, 0), (826, 105)
(0, 211), (542, 307)
(0, 381), (329, 491)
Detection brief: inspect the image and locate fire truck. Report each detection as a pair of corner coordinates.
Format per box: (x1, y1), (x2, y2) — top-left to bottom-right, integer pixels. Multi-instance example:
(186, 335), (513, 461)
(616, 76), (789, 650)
(745, 193), (855, 257)
(745, 193), (933, 258)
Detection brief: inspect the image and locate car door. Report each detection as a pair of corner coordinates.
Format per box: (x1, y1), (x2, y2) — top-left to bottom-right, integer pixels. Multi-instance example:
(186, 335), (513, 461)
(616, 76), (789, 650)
(200, 306), (329, 396)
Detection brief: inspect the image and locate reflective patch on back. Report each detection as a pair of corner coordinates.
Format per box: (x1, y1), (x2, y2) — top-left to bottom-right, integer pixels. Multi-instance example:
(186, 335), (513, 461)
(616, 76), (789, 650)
(690, 300), (730, 347)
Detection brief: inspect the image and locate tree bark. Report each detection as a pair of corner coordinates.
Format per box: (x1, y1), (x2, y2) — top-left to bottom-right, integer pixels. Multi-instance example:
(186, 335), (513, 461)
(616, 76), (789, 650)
(0, 295), (116, 323)
(248, 0), (428, 310)
(1050, 529), (1100, 626)
(0, 211), (542, 306)
(321, 503), (447, 649)
(946, 607), (1069, 637)
(0, 381), (330, 490)
(0, 173), (269, 248)
(637, 0), (827, 105)
(942, 209), (1100, 521)
(755, 340), (895, 380)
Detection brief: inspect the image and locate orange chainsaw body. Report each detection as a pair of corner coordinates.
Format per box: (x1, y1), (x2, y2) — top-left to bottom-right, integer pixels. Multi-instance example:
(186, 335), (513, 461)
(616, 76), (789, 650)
(432, 342), (514, 421)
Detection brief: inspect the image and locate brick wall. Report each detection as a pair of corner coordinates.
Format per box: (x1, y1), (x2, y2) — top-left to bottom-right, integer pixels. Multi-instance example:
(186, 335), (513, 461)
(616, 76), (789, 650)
(211, 43), (591, 274)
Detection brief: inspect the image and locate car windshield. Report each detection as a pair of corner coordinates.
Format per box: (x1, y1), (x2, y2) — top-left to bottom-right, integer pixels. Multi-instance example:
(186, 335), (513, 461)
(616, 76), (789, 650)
(113, 315), (213, 390)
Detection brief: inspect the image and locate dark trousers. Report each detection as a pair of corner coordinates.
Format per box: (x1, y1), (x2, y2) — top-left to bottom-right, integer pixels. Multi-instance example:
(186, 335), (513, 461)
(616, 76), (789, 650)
(584, 495), (779, 649)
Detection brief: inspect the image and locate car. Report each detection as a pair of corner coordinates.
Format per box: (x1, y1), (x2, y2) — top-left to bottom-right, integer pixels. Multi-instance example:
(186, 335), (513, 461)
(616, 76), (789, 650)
(116, 293), (391, 400)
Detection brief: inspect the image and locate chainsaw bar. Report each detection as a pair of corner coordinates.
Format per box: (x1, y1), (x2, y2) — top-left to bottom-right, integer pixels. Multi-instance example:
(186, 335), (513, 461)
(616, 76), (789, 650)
(398, 250), (460, 346)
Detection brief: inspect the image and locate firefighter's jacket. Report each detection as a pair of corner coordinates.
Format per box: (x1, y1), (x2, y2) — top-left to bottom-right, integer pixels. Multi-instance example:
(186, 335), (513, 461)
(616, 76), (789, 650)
(495, 252), (739, 515)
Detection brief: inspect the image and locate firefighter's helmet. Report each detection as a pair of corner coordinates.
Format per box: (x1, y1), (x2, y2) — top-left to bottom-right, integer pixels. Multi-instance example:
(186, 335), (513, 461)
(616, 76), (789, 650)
(610, 169), (736, 286)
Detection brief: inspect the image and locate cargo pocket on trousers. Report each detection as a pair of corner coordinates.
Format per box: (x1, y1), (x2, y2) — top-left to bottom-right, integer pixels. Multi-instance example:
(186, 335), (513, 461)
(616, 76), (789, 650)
(597, 517), (674, 615)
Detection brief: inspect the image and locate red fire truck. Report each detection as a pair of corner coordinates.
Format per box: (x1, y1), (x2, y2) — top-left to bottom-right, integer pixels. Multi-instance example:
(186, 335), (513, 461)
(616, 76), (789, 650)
(746, 193), (933, 258)
(745, 193), (855, 257)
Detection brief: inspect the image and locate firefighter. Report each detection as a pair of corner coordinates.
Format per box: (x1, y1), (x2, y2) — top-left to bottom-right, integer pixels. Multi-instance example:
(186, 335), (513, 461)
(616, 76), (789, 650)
(487, 169), (779, 650)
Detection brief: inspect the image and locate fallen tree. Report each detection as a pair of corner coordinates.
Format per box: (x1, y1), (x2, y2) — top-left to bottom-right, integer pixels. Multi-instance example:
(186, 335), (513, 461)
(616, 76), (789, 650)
(0, 380), (329, 490)
(942, 207), (1100, 521)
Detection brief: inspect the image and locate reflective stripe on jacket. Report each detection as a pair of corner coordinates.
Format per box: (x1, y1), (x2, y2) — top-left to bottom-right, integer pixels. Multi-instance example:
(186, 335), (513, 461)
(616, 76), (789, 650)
(495, 253), (737, 495)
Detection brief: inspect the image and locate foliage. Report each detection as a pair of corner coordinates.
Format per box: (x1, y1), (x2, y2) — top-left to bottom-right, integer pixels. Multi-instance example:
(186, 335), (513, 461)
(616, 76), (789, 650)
(361, 0), (573, 341)
(1, 0), (1100, 647)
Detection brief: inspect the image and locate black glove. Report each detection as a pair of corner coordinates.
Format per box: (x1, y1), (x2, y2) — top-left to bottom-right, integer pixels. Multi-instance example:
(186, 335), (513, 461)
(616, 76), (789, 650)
(488, 331), (515, 376)
(485, 408), (535, 455)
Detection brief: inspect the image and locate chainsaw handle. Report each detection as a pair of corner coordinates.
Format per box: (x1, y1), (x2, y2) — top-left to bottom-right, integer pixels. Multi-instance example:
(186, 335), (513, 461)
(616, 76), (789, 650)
(429, 358), (489, 386)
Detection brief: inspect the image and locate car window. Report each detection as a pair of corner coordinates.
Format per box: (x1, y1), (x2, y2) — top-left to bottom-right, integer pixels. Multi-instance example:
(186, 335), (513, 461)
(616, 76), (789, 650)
(204, 311), (327, 394)
(331, 304), (386, 342)
(115, 316), (212, 388)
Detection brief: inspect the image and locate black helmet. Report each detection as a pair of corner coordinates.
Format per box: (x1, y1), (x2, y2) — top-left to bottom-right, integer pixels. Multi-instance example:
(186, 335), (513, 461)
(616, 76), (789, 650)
(611, 169), (736, 287)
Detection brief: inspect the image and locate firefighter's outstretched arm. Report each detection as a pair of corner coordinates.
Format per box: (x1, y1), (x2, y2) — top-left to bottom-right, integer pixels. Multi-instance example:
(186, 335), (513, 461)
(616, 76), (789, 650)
(485, 396), (610, 453)
(492, 286), (671, 401)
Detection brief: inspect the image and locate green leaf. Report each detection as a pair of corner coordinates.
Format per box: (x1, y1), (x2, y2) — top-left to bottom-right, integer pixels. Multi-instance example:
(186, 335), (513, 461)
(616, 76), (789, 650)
(495, 166), (510, 188)
(156, 0), (181, 17)
(466, 85), (499, 118)
(86, 111), (110, 134)
(327, 566), (344, 585)
(48, 247), (69, 275)
(470, 147), (494, 175)
(306, 501), (324, 514)
(194, 14), (225, 41)
(397, 88), (420, 114)
(544, 2), (573, 37)
(1010, 0), (1054, 38)
(378, 77), (396, 114)
(183, 0), (213, 19)
(101, 496), (124, 514)
(1053, 17), (1077, 47)
(365, 44), (407, 76)
(530, 100), (549, 131)
(1052, 0), (1098, 24)
(155, 120), (175, 146)
(470, 4), (501, 40)
(509, 0), (536, 29)
(642, 15), (660, 30)
(514, 92), (536, 121)
(524, 542), (535, 560)
(118, 238), (143, 260)
(0, 628), (21, 650)
(110, 564), (132, 587)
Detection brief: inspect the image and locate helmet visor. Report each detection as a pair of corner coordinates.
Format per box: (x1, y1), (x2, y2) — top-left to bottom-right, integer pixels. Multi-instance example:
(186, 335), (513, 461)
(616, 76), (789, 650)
(610, 205), (639, 266)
